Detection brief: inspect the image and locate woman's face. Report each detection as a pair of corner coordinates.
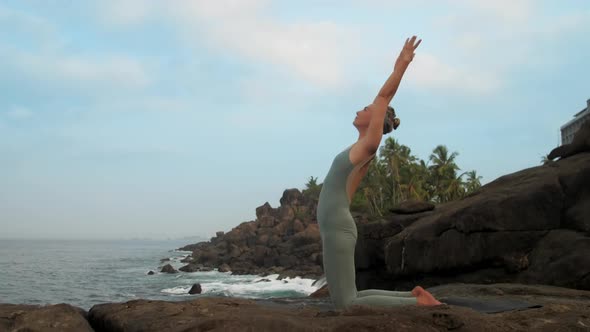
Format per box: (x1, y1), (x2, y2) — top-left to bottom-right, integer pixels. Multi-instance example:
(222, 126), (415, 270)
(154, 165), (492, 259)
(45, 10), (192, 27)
(353, 105), (372, 128)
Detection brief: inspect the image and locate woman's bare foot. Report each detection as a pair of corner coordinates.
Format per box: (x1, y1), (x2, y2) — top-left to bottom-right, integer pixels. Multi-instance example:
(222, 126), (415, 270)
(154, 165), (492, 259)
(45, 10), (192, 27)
(411, 286), (423, 297)
(412, 286), (442, 306)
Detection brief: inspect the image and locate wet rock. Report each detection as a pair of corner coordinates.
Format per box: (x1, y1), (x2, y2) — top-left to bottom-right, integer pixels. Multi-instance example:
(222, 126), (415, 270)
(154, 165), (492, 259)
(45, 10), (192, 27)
(160, 264), (178, 274)
(0, 303), (92, 332)
(189, 283), (202, 295)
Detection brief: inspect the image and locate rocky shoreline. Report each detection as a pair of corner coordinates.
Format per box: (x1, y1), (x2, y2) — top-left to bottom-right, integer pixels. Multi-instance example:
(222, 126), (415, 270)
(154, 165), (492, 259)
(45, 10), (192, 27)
(2, 283), (589, 331)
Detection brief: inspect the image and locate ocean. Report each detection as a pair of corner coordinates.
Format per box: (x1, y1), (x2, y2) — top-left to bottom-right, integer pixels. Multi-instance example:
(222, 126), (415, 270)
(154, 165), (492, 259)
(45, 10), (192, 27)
(0, 239), (320, 310)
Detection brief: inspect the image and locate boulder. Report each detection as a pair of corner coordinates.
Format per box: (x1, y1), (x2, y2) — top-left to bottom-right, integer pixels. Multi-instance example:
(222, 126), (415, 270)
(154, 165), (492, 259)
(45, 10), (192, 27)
(279, 188), (303, 206)
(188, 283), (202, 295)
(0, 303), (92, 332)
(390, 199), (435, 214)
(160, 264), (178, 274)
(356, 153), (590, 292)
(255, 202), (274, 219)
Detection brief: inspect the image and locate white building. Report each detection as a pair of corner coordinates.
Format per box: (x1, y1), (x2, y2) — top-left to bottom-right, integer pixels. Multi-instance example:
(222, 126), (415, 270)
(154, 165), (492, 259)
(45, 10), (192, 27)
(561, 99), (590, 145)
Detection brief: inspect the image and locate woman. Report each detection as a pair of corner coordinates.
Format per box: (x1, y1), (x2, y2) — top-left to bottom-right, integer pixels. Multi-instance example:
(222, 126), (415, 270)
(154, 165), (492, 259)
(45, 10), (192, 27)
(316, 36), (442, 309)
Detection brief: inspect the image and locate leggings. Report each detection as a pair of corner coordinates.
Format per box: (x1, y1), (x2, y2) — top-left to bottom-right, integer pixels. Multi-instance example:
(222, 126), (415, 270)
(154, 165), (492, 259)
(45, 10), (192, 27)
(320, 213), (417, 309)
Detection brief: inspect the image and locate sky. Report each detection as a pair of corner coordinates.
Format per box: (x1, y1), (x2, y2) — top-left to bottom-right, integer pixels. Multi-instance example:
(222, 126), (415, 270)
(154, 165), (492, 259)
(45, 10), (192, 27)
(1, 0), (589, 240)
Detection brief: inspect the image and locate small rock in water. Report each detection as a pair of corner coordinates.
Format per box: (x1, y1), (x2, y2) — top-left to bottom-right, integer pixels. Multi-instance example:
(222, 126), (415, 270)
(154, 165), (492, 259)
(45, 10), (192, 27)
(255, 279), (271, 283)
(218, 263), (230, 273)
(160, 264), (178, 274)
(160, 258), (170, 263)
(147, 271), (155, 275)
(189, 283), (202, 294)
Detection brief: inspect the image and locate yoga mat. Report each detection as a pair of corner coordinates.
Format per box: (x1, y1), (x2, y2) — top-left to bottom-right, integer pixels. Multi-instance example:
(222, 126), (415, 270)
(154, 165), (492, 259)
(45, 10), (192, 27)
(440, 296), (543, 314)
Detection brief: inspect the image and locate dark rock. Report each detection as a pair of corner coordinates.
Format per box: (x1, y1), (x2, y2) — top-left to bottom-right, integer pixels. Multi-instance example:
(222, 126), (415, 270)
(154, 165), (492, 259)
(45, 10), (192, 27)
(356, 153), (590, 292)
(390, 199), (435, 214)
(0, 303), (92, 332)
(255, 202), (274, 219)
(216, 231), (225, 237)
(160, 264), (178, 274)
(160, 258), (170, 263)
(178, 241), (208, 252)
(277, 255), (297, 268)
(179, 263), (201, 272)
(218, 263), (230, 273)
(180, 255), (193, 263)
(292, 219), (305, 233)
(255, 278), (272, 283)
(279, 188), (303, 206)
(258, 215), (276, 228)
(189, 283), (202, 294)
(147, 270), (155, 275)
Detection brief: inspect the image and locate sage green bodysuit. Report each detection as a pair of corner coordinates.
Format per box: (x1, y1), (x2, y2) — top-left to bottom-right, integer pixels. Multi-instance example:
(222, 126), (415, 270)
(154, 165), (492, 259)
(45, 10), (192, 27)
(317, 145), (417, 309)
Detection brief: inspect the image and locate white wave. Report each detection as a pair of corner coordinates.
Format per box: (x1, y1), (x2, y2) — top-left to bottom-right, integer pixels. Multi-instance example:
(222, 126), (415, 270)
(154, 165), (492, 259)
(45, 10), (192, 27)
(161, 273), (318, 298)
(206, 280), (315, 297)
(161, 285), (192, 295)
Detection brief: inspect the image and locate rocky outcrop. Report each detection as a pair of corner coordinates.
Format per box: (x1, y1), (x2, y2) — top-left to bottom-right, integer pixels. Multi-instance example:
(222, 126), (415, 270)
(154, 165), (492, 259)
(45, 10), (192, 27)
(178, 188), (324, 278)
(179, 263), (213, 273)
(355, 152), (590, 291)
(160, 264), (177, 274)
(390, 199), (435, 214)
(0, 303), (93, 332)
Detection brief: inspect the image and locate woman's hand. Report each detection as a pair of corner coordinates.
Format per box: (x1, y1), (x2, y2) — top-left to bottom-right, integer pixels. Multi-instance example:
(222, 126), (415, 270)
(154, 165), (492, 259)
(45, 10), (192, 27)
(394, 36), (422, 71)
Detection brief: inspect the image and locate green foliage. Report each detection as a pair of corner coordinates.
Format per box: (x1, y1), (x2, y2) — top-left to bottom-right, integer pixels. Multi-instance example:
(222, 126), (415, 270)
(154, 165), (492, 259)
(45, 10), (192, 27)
(306, 137), (483, 217)
(302, 176), (322, 202)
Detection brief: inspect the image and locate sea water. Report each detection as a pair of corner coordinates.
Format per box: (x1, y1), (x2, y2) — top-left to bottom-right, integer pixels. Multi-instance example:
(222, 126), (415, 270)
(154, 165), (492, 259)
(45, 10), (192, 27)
(0, 239), (320, 310)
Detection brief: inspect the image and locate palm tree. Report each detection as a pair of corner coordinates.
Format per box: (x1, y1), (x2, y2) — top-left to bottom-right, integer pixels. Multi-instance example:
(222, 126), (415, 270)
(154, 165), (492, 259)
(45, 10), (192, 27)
(464, 170), (482, 195)
(429, 145), (460, 202)
(379, 137), (418, 205)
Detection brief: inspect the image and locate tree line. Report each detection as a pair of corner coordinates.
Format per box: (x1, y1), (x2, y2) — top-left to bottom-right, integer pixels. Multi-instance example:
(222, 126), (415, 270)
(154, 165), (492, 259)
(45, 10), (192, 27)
(303, 137), (482, 217)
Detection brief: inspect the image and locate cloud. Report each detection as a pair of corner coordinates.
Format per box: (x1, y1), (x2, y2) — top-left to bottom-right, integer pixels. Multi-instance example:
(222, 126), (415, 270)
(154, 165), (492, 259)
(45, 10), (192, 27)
(406, 52), (500, 94)
(7, 50), (151, 89)
(5, 106), (33, 119)
(97, 0), (362, 88)
(458, 0), (533, 22)
(0, 3), (152, 102)
(96, 0), (157, 26)
(0, 4), (62, 50)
